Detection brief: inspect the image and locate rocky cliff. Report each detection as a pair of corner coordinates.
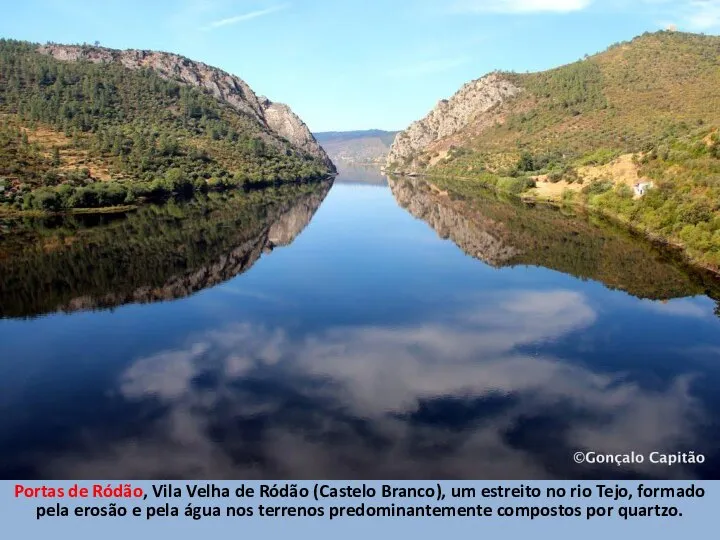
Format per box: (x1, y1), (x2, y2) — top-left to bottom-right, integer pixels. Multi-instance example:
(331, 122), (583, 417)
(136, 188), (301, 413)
(384, 32), (720, 274)
(37, 44), (335, 171)
(386, 73), (520, 171)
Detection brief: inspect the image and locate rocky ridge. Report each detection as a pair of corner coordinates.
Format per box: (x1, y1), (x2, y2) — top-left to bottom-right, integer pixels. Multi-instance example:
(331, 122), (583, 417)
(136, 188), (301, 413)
(386, 73), (521, 171)
(37, 44), (335, 171)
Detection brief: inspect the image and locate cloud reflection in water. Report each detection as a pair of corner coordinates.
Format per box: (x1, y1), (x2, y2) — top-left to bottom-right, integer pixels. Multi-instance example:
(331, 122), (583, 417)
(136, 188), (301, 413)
(43, 290), (703, 479)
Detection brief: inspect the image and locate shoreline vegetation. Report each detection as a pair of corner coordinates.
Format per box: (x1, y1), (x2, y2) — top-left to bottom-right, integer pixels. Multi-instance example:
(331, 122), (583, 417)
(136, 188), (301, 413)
(0, 174), (335, 218)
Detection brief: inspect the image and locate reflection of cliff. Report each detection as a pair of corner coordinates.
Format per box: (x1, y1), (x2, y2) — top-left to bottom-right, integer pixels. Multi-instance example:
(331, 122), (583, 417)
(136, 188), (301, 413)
(0, 180), (332, 318)
(389, 177), (720, 301)
(266, 190), (327, 248)
(390, 178), (518, 267)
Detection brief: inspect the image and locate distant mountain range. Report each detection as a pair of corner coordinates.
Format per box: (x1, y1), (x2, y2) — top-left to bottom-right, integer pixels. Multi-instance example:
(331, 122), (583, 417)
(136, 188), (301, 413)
(314, 129), (398, 166)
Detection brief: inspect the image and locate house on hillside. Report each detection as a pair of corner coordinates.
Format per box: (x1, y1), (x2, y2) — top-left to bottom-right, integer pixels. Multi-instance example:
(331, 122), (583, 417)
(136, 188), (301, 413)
(633, 181), (653, 197)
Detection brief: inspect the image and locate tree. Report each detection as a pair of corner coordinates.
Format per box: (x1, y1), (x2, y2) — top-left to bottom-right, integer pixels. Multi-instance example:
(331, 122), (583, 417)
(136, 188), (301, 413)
(164, 168), (192, 195)
(517, 152), (535, 172)
(30, 187), (61, 211)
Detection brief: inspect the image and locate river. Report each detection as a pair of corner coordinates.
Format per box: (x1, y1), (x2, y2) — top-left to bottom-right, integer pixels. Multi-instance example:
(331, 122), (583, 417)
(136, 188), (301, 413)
(1, 166), (719, 479)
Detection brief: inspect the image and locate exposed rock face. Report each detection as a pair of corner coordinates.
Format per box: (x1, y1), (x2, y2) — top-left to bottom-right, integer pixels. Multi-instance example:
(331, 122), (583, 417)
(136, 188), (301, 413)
(261, 100), (334, 169)
(37, 44), (335, 171)
(386, 73), (521, 171)
(389, 177), (518, 266)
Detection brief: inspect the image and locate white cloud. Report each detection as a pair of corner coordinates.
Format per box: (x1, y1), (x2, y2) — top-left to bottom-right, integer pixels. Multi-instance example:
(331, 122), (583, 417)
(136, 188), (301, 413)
(203, 4), (289, 30)
(453, 0), (592, 13)
(452, 0), (720, 29)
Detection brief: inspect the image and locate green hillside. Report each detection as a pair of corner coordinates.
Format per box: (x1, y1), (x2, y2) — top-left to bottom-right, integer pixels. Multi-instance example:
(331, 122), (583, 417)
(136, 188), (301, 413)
(390, 31), (720, 270)
(0, 40), (331, 214)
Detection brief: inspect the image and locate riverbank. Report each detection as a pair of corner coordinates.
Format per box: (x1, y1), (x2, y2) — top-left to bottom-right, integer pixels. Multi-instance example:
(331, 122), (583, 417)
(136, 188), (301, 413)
(0, 174), (336, 220)
(0, 204), (138, 218)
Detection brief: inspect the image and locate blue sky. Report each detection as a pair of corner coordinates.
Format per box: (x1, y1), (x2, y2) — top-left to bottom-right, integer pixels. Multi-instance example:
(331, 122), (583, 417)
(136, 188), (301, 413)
(1, 0), (719, 131)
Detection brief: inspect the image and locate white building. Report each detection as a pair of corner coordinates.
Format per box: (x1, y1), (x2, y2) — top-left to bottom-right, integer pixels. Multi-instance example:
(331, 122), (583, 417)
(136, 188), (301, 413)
(633, 181), (653, 197)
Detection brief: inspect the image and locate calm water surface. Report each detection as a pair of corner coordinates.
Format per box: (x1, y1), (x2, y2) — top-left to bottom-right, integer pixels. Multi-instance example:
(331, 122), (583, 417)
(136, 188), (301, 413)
(1, 167), (720, 479)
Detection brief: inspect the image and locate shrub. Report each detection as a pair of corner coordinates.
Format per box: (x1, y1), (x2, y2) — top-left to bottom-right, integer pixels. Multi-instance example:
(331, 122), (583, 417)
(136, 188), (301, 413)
(27, 187), (61, 211)
(164, 168), (193, 195)
(615, 184), (633, 198)
(548, 171), (563, 183)
(561, 188), (576, 202)
(577, 148), (619, 166)
(582, 180), (613, 196)
(497, 177), (533, 194)
(68, 186), (98, 208)
(96, 182), (128, 206)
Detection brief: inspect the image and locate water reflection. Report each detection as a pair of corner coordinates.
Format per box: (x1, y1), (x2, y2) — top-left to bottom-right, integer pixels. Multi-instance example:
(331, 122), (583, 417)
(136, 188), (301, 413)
(0, 180), (332, 318)
(389, 176), (720, 303)
(1, 168), (719, 480)
(13, 289), (710, 479)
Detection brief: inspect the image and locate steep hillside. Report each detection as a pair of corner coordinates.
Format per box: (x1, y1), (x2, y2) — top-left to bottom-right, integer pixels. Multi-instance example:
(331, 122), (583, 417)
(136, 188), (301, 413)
(315, 129), (397, 165)
(0, 40), (334, 213)
(387, 31), (720, 270)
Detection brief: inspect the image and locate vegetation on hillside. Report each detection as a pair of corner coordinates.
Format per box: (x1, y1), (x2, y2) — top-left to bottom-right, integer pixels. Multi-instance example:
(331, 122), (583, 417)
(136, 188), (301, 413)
(394, 31), (720, 270)
(0, 40), (331, 213)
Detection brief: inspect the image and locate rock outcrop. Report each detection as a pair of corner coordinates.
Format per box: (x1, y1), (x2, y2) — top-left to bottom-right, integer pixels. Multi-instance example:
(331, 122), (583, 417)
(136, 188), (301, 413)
(386, 73), (520, 171)
(37, 44), (335, 171)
